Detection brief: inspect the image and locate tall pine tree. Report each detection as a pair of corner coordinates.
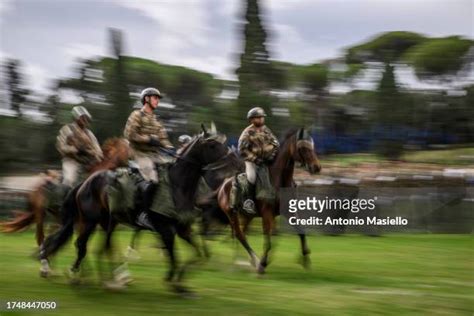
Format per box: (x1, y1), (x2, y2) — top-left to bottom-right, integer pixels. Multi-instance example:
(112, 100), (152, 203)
(236, 0), (273, 125)
(5, 59), (27, 117)
(107, 28), (131, 138)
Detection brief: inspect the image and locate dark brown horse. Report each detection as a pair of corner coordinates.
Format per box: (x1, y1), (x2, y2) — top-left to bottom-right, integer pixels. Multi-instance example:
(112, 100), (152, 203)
(217, 128), (321, 274)
(39, 128), (229, 294)
(0, 138), (130, 247)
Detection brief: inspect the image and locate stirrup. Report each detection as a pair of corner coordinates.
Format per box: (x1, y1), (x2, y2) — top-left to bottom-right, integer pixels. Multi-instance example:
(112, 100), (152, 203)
(242, 199), (256, 215)
(136, 212), (155, 231)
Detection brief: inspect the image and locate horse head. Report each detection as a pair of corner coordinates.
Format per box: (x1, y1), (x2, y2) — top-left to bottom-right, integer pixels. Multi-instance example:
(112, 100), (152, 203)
(182, 122), (228, 166)
(294, 128), (321, 174)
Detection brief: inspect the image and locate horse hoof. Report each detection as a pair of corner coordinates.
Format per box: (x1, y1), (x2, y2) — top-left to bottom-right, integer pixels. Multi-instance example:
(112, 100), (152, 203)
(234, 259), (251, 267)
(257, 264), (266, 275)
(39, 269), (50, 278)
(173, 285), (198, 299)
(124, 246), (141, 261)
(299, 255), (312, 270)
(115, 275), (134, 286)
(103, 280), (126, 291)
(179, 291), (199, 299)
(114, 265), (133, 285)
(66, 269), (81, 285)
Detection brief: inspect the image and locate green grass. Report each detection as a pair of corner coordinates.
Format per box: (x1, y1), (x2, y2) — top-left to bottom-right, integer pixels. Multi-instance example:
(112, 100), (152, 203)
(323, 147), (474, 166)
(0, 230), (472, 315)
(402, 147), (474, 165)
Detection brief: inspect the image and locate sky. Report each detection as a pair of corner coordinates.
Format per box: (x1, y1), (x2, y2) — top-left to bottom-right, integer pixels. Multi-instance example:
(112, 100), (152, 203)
(0, 0), (473, 95)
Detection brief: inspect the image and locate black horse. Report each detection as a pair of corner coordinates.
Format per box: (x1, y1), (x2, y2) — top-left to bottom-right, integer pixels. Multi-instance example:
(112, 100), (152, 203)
(39, 127), (229, 294)
(126, 144), (244, 259)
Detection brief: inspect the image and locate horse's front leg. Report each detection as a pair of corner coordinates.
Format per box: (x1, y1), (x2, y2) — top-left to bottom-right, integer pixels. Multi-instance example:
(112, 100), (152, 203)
(35, 206), (45, 247)
(298, 233), (311, 269)
(175, 223), (205, 290)
(258, 203), (274, 275)
(229, 212), (260, 269)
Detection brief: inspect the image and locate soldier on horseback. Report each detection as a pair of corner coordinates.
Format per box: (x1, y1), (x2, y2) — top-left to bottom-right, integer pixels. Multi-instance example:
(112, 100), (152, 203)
(124, 87), (175, 182)
(56, 106), (103, 187)
(230, 107), (279, 214)
(123, 87), (175, 227)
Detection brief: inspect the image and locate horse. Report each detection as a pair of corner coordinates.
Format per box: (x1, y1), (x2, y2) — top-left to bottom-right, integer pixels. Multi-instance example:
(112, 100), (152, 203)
(38, 126), (229, 295)
(0, 137), (130, 252)
(125, 145), (244, 260)
(216, 128), (321, 274)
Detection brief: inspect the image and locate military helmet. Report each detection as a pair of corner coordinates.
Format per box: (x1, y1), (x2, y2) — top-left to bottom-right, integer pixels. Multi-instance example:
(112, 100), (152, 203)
(140, 87), (162, 104)
(178, 134), (192, 144)
(247, 107), (267, 119)
(72, 106), (92, 121)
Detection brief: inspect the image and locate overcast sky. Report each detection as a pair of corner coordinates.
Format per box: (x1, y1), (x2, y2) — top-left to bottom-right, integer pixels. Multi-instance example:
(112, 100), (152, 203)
(0, 0), (473, 95)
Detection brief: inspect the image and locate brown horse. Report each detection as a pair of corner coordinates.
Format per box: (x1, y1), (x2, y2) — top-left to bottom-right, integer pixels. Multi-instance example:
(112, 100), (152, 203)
(0, 138), (130, 248)
(217, 128), (321, 274)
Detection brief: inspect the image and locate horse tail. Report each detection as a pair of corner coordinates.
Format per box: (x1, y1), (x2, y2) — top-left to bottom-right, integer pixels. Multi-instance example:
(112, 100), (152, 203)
(0, 209), (35, 233)
(40, 186), (80, 258)
(0, 189), (39, 233)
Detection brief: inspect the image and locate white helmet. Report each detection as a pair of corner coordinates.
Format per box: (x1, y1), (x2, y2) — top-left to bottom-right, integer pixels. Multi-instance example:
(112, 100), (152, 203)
(140, 87), (162, 104)
(72, 106), (92, 121)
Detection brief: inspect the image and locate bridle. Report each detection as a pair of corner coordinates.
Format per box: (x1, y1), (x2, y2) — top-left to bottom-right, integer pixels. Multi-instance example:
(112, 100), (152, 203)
(156, 134), (231, 171)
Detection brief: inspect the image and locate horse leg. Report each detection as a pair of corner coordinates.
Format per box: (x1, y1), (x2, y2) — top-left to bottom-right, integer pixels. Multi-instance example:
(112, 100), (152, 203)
(34, 201), (50, 276)
(35, 203), (45, 247)
(298, 233), (311, 269)
(69, 220), (96, 284)
(145, 212), (180, 286)
(229, 212), (260, 269)
(125, 228), (142, 260)
(242, 215), (253, 235)
(258, 204), (274, 275)
(175, 223), (204, 284)
(97, 217), (119, 282)
(200, 208), (212, 259)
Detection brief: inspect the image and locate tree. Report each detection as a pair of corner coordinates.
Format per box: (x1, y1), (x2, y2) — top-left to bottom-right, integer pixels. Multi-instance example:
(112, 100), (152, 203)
(106, 28), (132, 139)
(403, 36), (473, 82)
(5, 59), (28, 117)
(235, 0), (274, 126)
(345, 32), (428, 159)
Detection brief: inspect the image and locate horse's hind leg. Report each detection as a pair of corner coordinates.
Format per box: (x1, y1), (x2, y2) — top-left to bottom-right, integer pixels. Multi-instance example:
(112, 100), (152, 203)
(298, 233), (311, 269)
(69, 221), (96, 283)
(96, 218), (120, 283)
(258, 204), (274, 275)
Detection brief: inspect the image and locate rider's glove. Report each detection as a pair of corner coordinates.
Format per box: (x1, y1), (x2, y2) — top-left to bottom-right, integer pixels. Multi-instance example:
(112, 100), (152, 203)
(149, 136), (161, 147)
(77, 148), (88, 156)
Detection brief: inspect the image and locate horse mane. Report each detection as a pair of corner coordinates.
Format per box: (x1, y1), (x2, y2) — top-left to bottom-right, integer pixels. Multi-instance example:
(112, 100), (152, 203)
(102, 137), (124, 158)
(281, 128), (299, 141)
(90, 137), (129, 172)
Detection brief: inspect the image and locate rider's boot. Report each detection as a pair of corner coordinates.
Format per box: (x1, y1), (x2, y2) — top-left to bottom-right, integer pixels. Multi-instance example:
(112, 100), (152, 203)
(135, 182), (157, 230)
(242, 183), (256, 215)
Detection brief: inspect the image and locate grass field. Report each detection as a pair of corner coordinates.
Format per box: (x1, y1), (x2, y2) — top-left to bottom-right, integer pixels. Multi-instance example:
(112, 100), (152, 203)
(323, 147), (474, 166)
(0, 230), (473, 315)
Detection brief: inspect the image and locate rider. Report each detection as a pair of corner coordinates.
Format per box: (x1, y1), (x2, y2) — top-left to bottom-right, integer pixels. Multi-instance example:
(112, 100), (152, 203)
(176, 134), (192, 155)
(231, 107), (279, 214)
(124, 87), (175, 183)
(123, 87), (175, 228)
(56, 106), (103, 187)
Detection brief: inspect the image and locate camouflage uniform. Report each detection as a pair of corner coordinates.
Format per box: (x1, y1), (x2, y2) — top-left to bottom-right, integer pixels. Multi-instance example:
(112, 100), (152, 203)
(238, 124), (279, 184)
(56, 122), (103, 187)
(123, 109), (174, 182)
